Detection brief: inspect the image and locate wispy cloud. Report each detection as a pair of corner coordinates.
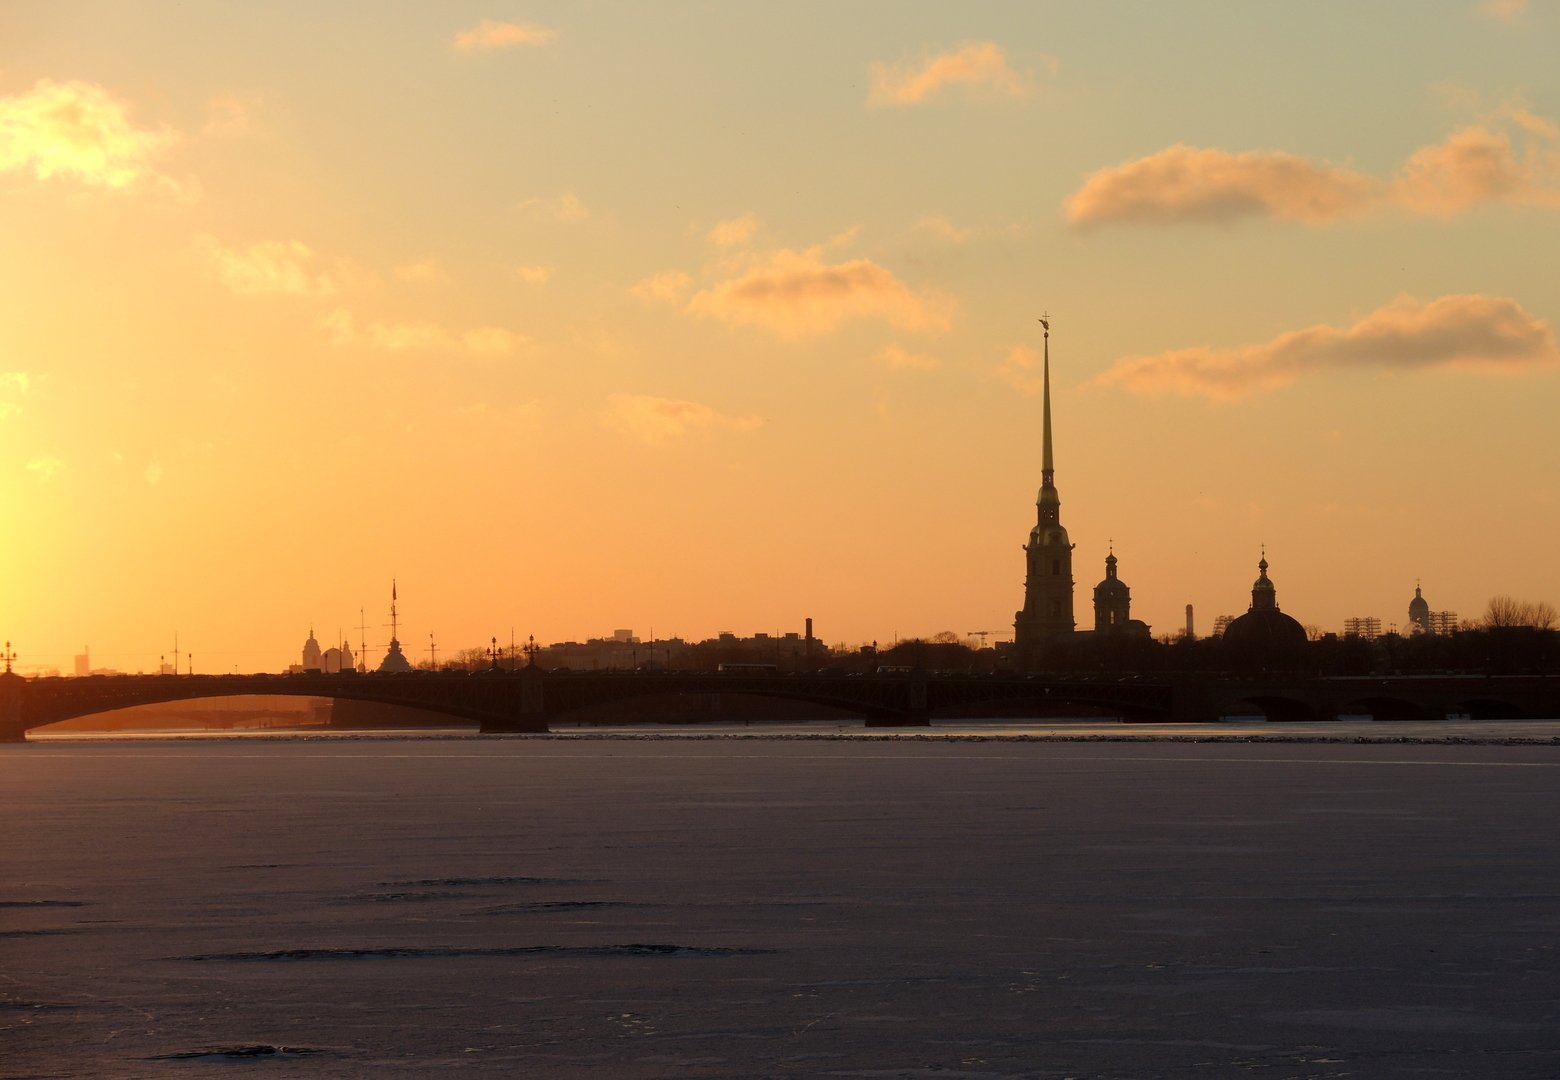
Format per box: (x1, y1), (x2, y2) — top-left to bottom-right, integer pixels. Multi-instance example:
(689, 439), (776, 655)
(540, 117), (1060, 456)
(874, 344), (941, 371)
(1, 371), (30, 421)
(518, 191), (590, 223)
(686, 246), (955, 338)
(1066, 145), (1379, 227)
(0, 78), (176, 191)
(629, 269), (691, 303)
(1096, 294), (1559, 401)
(868, 42), (1047, 107)
(994, 345), (1046, 395)
(26, 456), (66, 482)
(198, 236), (339, 296)
(202, 95), (262, 138)
(513, 264), (554, 284)
(1392, 119), (1560, 215)
(603, 394), (761, 444)
(707, 212), (760, 247)
(394, 258), (449, 284)
(1481, 0), (1528, 22)
(453, 19), (558, 53)
(322, 309), (527, 355)
(914, 216), (973, 243)
(1067, 109), (1560, 228)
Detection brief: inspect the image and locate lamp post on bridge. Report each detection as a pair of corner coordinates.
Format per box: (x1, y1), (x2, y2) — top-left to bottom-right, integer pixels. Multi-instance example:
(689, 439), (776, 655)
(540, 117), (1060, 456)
(2, 641), (14, 675)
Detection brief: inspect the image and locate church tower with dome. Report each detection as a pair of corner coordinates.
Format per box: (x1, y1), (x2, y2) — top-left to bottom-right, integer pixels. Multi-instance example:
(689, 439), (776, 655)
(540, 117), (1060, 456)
(1014, 317), (1075, 666)
(1407, 584), (1432, 635)
(1222, 551), (1307, 664)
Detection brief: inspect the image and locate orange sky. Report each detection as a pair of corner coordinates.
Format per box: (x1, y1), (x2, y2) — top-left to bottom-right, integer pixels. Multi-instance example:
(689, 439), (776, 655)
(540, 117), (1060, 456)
(2, 2), (1557, 673)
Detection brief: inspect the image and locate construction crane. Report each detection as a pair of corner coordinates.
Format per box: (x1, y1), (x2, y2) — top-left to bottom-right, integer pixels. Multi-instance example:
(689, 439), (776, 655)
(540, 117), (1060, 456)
(967, 630), (1009, 648)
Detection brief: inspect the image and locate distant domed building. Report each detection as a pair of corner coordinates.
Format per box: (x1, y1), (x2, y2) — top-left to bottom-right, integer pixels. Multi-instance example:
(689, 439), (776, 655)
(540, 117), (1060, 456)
(290, 628), (355, 674)
(1222, 552), (1307, 665)
(1092, 550), (1151, 637)
(1407, 584), (1431, 635)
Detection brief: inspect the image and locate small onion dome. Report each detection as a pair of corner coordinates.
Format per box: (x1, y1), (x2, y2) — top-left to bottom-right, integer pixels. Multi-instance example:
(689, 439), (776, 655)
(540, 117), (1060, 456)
(1095, 553), (1129, 598)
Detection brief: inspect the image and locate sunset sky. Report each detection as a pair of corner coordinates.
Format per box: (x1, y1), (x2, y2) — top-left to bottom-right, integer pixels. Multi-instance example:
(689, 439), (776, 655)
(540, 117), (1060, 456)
(3, 1), (1558, 674)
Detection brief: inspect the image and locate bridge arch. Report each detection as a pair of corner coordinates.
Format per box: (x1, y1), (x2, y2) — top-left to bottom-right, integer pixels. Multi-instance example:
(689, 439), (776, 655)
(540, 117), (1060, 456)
(1335, 696), (1431, 723)
(1219, 695), (1317, 723)
(1458, 697), (1526, 720)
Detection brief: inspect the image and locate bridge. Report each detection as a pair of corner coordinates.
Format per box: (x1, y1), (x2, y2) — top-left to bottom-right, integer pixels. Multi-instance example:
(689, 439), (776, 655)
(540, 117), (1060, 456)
(2, 668), (1557, 740)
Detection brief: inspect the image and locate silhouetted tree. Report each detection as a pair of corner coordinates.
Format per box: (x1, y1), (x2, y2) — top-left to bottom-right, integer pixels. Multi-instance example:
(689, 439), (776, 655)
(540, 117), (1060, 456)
(1483, 595), (1558, 630)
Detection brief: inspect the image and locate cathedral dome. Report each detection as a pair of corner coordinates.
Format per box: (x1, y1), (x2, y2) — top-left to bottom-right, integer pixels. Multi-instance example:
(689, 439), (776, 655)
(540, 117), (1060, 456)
(1222, 607), (1307, 650)
(1222, 553), (1307, 662)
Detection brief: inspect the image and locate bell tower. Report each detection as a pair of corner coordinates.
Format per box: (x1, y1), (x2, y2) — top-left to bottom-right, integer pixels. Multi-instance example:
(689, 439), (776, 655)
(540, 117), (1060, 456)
(1014, 316), (1075, 666)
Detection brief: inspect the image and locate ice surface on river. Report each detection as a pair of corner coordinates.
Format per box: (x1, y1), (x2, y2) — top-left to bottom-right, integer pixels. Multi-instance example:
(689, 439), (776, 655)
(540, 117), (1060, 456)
(5, 736), (1560, 1077)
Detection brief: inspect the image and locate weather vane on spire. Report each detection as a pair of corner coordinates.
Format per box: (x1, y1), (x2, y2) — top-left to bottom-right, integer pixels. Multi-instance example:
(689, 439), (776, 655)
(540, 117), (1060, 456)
(1039, 312), (1050, 334)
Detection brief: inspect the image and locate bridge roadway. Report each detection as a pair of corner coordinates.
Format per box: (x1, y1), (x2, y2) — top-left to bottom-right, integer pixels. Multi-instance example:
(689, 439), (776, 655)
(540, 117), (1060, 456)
(2, 668), (1557, 740)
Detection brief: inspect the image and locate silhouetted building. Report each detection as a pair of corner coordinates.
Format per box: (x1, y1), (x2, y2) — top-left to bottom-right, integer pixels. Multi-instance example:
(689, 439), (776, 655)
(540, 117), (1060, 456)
(377, 581), (415, 673)
(1014, 319), (1074, 665)
(302, 628), (322, 670)
(1092, 550), (1151, 637)
(1407, 584), (1431, 635)
(1222, 552), (1308, 664)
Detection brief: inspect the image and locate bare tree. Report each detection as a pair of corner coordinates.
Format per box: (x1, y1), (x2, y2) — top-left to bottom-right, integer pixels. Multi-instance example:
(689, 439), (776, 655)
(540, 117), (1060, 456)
(1482, 596), (1559, 630)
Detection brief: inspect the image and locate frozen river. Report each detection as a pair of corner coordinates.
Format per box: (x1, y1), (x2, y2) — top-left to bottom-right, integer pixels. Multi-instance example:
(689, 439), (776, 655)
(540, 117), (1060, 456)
(6, 733), (1560, 1077)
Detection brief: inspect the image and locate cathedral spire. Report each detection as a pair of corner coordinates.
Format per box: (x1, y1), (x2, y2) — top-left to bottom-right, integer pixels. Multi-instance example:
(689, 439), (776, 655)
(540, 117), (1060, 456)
(1040, 314), (1054, 485)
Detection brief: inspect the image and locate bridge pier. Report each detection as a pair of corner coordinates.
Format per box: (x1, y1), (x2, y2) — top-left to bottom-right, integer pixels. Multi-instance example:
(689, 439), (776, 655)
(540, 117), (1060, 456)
(1, 673), (26, 742)
(479, 669), (550, 734)
(478, 714), (551, 734)
(863, 712), (932, 728)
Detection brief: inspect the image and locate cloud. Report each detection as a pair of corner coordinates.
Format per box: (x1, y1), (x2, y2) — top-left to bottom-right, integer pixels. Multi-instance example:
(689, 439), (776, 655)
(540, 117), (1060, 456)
(994, 345), (1046, 395)
(868, 42), (1045, 107)
(603, 394), (761, 444)
(629, 269), (691, 302)
(198, 236), (339, 296)
(1392, 122), (1560, 215)
(26, 456), (66, 482)
(914, 215), (973, 243)
(0, 78), (176, 190)
(1066, 145), (1379, 227)
(686, 247), (955, 338)
(1067, 110), (1560, 227)
(394, 258), (449, 284)
(518, 191), (589, 222)
(1096, 294), (1559, 400)
(453, 19), (558, 52)
(513, 264), (553, 284)
(874, 344), (941, 371)
(322, 309), (527, 355)
(0, 372), (29, 421)
(202, 95), (262, 137)
(1481, 0), (1528, 22)
(707, 212), (760, 247)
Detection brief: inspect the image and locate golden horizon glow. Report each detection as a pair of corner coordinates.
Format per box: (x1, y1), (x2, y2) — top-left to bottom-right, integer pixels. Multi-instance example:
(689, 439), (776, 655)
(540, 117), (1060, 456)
(2, 2), (1557, 674)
